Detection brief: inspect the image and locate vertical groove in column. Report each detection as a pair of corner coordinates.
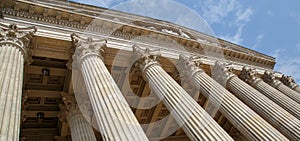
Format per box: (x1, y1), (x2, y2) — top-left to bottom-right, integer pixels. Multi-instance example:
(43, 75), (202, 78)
(0, 46), (24, 141)
(275, 83), (300, 104)
(228, 76), (300, 140)
(59, 93), (97, 141)
(192, 71), (287, 140)
(145, 64), (233, 141)
(263, 71), (300, 104)
(294, 86), (300, 93)
(252, 79), (300, 119)
(0, 24), (35, 141)
(81, 56), (148, 141)
(280, 75), (300, 93)
(68, 113), (97, 141)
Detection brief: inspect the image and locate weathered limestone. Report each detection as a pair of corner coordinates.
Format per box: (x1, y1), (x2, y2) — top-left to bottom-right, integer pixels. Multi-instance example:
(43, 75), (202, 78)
(133, 46), (233, 141)
(58, 93), (97, 141)
(179, 55), (287, 140)
(71, 34), (148, 141)
(0, 24), (36, 141)
(263, 70), (300, 104)
(240, 67), (300, 120)
(212, 62), (300, 140)
(280, 75), (300, 94)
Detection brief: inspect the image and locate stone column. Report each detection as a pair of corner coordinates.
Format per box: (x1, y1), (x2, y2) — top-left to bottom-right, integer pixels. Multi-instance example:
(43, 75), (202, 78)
(263, 71), (300, 104)
(212, 62), (300, 140)
(58, 93), (97, 141)
(178, 55), (287, 140)
(0, 24), (36, 141)
(280, 75), (300, 94)
(240, 67), (300, 120)
(71, 34), (148, 141)
(133, 46), (233, 141)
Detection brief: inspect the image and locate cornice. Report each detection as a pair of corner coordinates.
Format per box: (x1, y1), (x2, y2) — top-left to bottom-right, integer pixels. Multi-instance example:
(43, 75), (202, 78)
(1, 0), (276, 70)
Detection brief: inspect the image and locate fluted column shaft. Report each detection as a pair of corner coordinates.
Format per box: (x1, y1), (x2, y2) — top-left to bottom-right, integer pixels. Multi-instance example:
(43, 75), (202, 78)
(239, 68), (300, 120)
(263, 71), (300, 104)
(280, 75), (300, 93)
(275, 83), (300, 103)
(0, 24), (35, 141)
(0, 44), (24, 141)
(179, 56), (287, 140)
(72, 34), (148, 141)
(212, 63), (300, 140)
(58, 93), (97, 141)
(134, 47), (233, 141)
(294, 86), (300, 93)
(68, 111), (97, 141)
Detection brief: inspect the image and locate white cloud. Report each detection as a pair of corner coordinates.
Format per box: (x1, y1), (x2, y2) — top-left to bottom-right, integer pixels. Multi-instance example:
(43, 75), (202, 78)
(267, 10), (274, 16)
(200, 0), (237, 24)
(74, 0), (126, 8)
(271, 49), (300, 84)
(196, 0), (254, 45)
(296, 43), (300, 51)
(219, 24), (244, 44)
(235, 7), (253, 23)
(252, 34), (264, 49)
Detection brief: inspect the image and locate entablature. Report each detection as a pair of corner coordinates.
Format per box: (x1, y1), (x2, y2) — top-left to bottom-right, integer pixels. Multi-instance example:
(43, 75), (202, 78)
(1, 0), (276, 73)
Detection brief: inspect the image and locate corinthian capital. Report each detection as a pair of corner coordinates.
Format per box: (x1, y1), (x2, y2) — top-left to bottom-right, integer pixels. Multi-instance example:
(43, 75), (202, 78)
(262, 70), (281, 86)
(178, 55), (205, 80)
(239, 66), (260, 84)
(280, 75), (298, 89)
(58, 93), (81, 122)
(211, 61), (235, 87)
(132, 45), (161, 73)
(0, 23), (36, 63)
(71, 33), (107, 68)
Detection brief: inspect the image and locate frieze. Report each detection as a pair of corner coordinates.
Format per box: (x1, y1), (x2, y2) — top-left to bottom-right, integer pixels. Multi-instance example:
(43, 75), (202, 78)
(1, 2), (275, 68)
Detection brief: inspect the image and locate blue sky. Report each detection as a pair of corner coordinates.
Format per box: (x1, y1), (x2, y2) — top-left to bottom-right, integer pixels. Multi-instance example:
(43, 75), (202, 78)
(71, 0), (300, 83)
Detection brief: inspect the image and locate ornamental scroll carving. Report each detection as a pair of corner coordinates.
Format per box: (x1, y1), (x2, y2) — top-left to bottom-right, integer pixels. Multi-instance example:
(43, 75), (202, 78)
(239, 66), (260, 84)
(132, 45), (161, 73)
(0, 23), (36, 63)
(280, 75), (299, 89)
(211, 61), (235, 87)
(262, 70), (281, 86)
(178, 55), (205, 80)
(70, 33), (107, 68)
(58, 93), (81, 122)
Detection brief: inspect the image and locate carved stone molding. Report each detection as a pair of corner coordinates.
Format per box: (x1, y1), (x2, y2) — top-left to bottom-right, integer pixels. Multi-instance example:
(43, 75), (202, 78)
(262, 70), (281, 86)
(21, 91), (29, 122)
(211, 61), (236, 87)
(239, 66), (260, 84)
(177, 55), (205, 81)
(71, 33), (107, 69)
(57, 92), (81, 122)
(132, 45), (161, 74)
(0, 23), (36, 64)
(280, 75), (299, 89)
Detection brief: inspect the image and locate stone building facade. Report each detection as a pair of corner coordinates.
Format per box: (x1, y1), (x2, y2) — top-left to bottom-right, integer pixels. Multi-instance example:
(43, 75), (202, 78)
(1, 0), (300, 141)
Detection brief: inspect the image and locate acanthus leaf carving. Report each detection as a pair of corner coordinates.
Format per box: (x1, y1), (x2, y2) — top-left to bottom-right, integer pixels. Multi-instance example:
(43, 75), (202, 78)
(178, 55), (205, 81)
(71, 33), (107, 69)
(262, 70), (281, 86)
(58, 92), (81, 122)
(0, 23), (36, 64)
(280, 75), (299, 89)
(211, 61), (235, 87)
(132, 45), (161, 73)
(239, 66), (260, 84)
